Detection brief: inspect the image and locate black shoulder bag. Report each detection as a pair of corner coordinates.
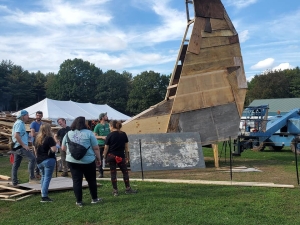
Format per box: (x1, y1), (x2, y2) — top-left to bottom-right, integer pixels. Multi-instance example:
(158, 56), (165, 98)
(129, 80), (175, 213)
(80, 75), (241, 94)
(66, 133), (90, 160)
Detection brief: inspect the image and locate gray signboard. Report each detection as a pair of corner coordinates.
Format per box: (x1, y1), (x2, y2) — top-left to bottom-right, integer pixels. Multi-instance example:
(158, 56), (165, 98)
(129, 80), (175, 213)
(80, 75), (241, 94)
(128, 132), (205, 172)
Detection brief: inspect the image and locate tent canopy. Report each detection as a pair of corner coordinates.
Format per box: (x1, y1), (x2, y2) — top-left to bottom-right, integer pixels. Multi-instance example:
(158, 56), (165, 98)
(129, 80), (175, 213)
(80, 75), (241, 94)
(16, 98), (130, 125)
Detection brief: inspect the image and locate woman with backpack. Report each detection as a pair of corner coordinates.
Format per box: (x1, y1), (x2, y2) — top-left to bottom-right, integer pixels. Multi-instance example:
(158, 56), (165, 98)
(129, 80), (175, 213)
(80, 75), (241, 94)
(35, 123), (57, 202)
(103, 120), (137, 196)
(61, 116), (102, 207)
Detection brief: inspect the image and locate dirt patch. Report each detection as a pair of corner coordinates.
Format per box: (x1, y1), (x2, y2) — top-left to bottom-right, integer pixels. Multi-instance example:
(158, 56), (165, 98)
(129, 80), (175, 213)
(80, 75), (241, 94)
(129, 157), (299, 186)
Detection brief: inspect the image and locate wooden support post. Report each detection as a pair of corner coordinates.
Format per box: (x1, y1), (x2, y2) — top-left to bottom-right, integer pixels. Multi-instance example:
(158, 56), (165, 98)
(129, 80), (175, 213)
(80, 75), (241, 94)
(212, 143), (219, 168)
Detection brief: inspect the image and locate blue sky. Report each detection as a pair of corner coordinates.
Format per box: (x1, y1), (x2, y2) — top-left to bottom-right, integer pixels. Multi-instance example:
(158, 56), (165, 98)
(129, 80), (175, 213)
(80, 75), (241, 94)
(0, 0), (299, 80)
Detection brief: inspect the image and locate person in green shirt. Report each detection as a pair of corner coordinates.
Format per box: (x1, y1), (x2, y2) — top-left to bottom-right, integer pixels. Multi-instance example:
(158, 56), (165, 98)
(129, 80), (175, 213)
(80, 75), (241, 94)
(93, 112), (110, 178)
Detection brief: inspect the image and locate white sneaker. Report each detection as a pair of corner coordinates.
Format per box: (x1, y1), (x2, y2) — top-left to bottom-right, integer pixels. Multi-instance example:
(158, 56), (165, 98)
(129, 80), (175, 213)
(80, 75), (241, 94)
(91, 198), (103, 204)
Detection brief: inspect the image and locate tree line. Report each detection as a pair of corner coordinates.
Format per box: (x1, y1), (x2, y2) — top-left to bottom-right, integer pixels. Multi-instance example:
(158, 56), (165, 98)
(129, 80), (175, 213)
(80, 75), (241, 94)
(1, 58), (299, 116)
(245, 67), (300, 106)
(0, 59), (169, 116)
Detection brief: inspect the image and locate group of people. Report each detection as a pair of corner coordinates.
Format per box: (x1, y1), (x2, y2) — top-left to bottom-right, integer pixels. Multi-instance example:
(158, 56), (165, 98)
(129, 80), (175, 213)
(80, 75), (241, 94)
(11, 110), (137, 205)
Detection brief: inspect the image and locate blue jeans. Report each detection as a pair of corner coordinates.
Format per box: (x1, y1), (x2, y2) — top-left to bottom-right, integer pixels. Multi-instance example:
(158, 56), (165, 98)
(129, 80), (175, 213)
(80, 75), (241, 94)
(11, 148), (36, 185)
(38, 158), (56, 197)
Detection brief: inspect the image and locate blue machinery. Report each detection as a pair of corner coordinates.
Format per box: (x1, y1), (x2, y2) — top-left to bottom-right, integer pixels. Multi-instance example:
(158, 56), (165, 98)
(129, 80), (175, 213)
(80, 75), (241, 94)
(233, 105), (300, 155)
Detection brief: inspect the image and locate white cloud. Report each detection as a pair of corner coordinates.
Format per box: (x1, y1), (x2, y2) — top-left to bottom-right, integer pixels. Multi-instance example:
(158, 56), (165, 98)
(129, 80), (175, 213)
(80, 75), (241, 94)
(267, 9), (300, 39)
(251, 58), (274, 70)
(83, 0), (110, 5)
(97, 51), (176, 70)
(0, 0), (185, 75)
(129, 0), (186, 44)
(4, 0), (112, 27)
(272, 63), (293, 71)
(225, 0), (258, 9)
(0, 5), (9, 12)
(239, 30), (249, 43)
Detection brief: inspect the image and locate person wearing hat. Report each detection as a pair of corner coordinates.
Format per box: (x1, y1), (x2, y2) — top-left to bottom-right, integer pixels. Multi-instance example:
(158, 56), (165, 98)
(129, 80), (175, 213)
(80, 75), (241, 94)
(93, 112), (109, 178)
(11, 110), (39, 186)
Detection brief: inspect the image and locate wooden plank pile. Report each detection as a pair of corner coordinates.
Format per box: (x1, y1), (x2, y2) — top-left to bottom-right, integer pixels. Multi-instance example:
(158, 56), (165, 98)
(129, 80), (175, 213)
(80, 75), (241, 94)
(0, 114), (58, 152)
(0, 175), (34, 201)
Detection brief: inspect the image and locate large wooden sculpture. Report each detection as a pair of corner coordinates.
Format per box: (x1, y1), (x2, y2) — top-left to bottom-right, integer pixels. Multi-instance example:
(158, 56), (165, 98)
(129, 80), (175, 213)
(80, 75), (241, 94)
(123, 0), (247, 146)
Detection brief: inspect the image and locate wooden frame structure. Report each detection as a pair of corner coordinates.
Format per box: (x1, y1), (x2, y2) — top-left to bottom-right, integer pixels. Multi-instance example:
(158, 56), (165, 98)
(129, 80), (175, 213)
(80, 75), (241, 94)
(122, 0), (247, 166)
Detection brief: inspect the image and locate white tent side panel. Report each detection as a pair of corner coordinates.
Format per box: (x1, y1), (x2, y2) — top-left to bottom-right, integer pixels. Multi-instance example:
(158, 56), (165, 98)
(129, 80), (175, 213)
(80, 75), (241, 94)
(14, 98), (131, 125)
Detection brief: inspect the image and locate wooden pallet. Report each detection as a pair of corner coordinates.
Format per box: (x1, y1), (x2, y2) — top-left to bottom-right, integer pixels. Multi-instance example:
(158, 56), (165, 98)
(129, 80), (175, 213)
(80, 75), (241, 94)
(0, 175), (34, 201)
(0, 185), (34, 201)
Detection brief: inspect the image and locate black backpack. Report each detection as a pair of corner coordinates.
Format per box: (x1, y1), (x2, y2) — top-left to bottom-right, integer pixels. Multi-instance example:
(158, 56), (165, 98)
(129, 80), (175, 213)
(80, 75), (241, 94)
(66, 133), (90, 160)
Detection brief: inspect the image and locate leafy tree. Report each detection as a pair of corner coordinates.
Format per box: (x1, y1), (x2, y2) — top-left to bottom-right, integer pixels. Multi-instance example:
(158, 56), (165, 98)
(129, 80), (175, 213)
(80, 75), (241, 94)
(32, 71), (47, 102)
(126, 70), (169, 116)
(246, 69), (296, 105)
(52, 58), (103, 102)
(5, 66), (35, 110)
(247, 71), (289, 101)
(0, 60), (14, 110)
(286, 67), (300, 97)
(95, 70), (131, 114)
(45, 72), (58, 99)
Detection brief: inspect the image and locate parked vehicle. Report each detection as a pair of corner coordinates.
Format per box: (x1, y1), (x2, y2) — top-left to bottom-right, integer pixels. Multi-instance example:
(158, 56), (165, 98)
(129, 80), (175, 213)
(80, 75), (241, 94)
(233, 105), (300, 155)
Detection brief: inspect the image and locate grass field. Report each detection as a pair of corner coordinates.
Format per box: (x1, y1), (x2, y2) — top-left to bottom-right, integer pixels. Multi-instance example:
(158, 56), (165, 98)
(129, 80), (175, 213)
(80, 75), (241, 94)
(1, 146), (300, 225)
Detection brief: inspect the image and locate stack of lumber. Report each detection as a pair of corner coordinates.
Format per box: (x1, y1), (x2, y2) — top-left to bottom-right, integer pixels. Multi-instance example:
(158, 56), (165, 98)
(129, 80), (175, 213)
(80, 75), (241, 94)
(0, 175), (34, 201)
(0, 114), (58, 152)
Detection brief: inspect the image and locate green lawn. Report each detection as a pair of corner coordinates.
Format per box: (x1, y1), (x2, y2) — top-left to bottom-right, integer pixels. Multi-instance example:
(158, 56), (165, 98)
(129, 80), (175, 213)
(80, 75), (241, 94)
(1, 147), (300, 225)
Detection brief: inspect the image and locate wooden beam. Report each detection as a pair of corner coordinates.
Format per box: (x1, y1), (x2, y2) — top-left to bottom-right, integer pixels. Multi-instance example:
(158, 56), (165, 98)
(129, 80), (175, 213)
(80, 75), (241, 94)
(167, 84), (178, 90)
(187, 17), (205, 54)
(0, 185), (28, 193)
(15, 194), (34, 201)
(9, 190), (34, 198)
(0, 175), (11, 180)
(212, 143), (219, 168)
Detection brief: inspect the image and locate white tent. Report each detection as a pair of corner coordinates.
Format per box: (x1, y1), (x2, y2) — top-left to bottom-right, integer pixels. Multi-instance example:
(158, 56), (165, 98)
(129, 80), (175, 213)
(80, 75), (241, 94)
(16, 98), (131, 125)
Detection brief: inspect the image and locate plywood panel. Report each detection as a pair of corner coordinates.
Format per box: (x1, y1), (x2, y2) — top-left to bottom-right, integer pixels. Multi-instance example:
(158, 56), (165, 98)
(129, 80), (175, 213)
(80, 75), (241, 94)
(172, 87), (234, 114)
(231, 88), (247, 117)
(172, 70), (235, 113)
(201, 36), (231, 48)
(177, 70), (230, 95)
(201, 30), (234, 38)
(122, 115), (170, 135)
(194, 0), (224, 19)
(210, 18), (230, 30)
(177, 103), (240, 145)
(229, 35), (239, 44)
(187, 17), (205, 54)
(181, 57), (237, 75)
(227, 70), (242, 116)
(183, 43), (242, 67)
(167, 114), (180, 132)
(18, 177), (89, 191)
(137, 99), (174, 119)
(234, 57), (247, 88)
(172, 93), (204, 113)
